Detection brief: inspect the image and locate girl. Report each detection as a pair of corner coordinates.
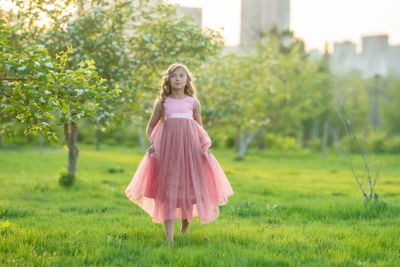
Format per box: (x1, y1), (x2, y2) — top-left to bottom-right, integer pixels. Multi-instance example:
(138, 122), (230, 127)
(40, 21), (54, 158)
(125, 63), (233, 245)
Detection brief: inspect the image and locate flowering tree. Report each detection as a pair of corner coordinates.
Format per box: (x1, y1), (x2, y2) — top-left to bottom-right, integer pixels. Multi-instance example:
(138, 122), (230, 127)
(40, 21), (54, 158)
(0, 21), (119, 184)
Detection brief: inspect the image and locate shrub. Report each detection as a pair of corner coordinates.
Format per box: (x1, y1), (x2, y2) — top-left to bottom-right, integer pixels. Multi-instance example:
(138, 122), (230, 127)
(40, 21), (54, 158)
(264, 133), (299, 150)
(383, 136), (400, 153)
(339, 133), (367, 152)
(339, 130), (400, 153)
(365, 130), (387, 153)
(305, 138), (322, 152)
(58, 168), (75, 187)
(281, 136), (299, 150)
(225, 134), (236, 148)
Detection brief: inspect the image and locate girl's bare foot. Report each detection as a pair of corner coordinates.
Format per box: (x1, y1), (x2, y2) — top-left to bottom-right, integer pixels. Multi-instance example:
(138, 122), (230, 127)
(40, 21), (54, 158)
(180, 219), (189, 234)
(166, 237), (174, 246)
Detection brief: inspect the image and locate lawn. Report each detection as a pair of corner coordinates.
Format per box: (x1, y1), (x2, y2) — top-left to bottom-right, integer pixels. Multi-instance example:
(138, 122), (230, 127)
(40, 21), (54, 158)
(1, 145), (399, 266)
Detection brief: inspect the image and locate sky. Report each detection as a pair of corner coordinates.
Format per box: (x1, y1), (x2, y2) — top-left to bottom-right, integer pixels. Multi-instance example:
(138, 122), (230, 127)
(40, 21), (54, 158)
(168, 0), (241, 46)
(168, 0), (400, 53)
(2, 0), (399, 53)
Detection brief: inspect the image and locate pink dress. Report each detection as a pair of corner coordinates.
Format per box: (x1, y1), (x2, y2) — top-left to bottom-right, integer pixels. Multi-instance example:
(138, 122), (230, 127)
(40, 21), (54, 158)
(125, 95), (234, 224)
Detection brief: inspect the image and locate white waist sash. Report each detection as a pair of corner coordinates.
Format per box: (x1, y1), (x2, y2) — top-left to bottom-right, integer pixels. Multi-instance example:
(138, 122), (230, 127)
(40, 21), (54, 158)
(165, 113), (193, 120)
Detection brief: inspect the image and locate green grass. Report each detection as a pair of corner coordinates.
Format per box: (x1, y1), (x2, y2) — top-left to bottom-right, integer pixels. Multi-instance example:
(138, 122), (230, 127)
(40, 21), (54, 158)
(1, 145), (399, 266)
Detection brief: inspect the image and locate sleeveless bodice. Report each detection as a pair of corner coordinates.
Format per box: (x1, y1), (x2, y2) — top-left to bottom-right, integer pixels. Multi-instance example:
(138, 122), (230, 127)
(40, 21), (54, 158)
(164, 95), (195, 119)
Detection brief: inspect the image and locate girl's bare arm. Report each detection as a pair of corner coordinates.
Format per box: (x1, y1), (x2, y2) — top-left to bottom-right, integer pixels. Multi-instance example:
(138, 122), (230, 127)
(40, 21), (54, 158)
(193, 99), (203, 127)
(146, 100), (162, 140)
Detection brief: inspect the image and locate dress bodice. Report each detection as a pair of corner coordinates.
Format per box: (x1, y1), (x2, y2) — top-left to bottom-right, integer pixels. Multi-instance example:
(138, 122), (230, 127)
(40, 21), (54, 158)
(163, 95), (195, 116)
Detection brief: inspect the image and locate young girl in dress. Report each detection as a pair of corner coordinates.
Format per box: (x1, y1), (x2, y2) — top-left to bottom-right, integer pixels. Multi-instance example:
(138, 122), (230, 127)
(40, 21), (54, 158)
(125, 63), (233, 245)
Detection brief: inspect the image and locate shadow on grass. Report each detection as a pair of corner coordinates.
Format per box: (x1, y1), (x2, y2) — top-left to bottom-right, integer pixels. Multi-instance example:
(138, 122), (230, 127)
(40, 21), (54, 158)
(0, 205), (33, 219)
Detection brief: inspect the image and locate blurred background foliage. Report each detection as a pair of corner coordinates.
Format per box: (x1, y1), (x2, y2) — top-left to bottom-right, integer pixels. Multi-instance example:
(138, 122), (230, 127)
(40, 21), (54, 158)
(1, 0), (400, 158)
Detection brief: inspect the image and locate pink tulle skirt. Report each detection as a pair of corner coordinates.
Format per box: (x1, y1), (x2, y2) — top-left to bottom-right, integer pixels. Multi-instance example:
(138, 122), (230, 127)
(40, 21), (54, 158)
(125, 115), (234, 224)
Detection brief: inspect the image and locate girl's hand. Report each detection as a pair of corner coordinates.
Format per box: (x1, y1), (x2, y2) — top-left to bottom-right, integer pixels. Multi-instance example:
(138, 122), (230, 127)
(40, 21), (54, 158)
(147, 144), (155, 153)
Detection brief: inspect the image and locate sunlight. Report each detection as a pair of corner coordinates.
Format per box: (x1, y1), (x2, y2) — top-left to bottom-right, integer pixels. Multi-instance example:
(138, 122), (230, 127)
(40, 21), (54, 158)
(1, 0), (15, 11)
(0, 0), (77, 28)
(168, 0), (241, 46)
(168, 0), (400, 52)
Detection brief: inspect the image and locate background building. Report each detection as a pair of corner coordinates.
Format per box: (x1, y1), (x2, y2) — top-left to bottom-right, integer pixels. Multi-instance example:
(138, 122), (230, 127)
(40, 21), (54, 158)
(330, 41), (361, 75)
(175, 6), (202, 27)
(329, 35), (400, 77)
(388, 45), (400, 75)
(240, 0), (290, 47)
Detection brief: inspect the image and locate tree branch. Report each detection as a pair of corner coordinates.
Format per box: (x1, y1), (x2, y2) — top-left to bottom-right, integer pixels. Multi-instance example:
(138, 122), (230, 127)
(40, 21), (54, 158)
(334, 91), (368, 197)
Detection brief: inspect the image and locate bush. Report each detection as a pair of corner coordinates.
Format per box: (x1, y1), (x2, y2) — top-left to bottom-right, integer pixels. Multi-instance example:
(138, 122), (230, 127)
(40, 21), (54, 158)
(225, 134), (235, 148)
(305, 138), (322, 152)
(100, 124), (140, 147)
(103, 138), (118, 146)
(281, 136), (299, 150)
(365, 130), (386, 153)
(263, 133), (299, 150)
(383, 136), (400, 153)
(339, 130), (400, 153)
(207, 126), (236, 149)
(77, 121), (140, 147)
(339, 133), (367, 153)
(208, 132), (222, 148)
(58, 168), (75, 187)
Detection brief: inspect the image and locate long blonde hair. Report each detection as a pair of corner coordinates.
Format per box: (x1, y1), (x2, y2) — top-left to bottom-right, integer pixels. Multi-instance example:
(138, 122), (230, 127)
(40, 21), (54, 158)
(158, 63), (197, 122)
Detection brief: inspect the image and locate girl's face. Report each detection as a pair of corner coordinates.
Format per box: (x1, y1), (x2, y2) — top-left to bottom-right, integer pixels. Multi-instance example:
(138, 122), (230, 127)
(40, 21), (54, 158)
(170, 67), (187, 91)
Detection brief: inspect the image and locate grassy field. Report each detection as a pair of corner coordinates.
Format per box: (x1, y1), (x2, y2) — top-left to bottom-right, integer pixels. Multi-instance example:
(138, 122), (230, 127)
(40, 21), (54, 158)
(0, 145), (399, 266)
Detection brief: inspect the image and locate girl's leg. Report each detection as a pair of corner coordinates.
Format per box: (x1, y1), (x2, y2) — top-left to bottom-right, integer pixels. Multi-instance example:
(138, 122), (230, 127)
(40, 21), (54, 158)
(180, 219), (189, 234)
(164, 219), (174, 245)
(180, 211), (189, 234)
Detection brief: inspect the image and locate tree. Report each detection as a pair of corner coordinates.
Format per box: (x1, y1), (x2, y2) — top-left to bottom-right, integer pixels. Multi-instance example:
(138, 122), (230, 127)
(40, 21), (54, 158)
(335, 89), (380, 201)
(197, 52), (270, 159)
(120, 1), (223, 151)
(1, 20), (119, 184)
(5, 0), (223, 152)
(2, 0), (224, 184)
(197, 31), (331, 159)
(42, 1), (222, 153)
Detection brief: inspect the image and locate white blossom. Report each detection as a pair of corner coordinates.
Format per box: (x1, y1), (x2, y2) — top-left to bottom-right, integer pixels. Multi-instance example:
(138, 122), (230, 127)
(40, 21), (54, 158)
(75, 89), (84, 95)
(17, 66), (26, 72)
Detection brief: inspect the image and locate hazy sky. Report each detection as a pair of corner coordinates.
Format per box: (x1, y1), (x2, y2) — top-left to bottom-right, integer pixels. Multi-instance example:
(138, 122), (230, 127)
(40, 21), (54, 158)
(169, 0), (400, 52)
(2, 0), (399, 52)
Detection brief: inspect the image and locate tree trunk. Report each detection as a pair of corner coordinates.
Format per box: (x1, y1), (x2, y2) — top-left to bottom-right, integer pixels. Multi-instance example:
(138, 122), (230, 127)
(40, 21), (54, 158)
(38, 134), (43, 153)
(236, 126), (263, 159)
(311, 120), (319, 139)
(237, 138), (247, 159)
(322, 121), (329, 158)
(297, 123), (304, 148)
(331, 127), (344, 162)
(64, 122), (79, 177)
(96, 125), (100, 151)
